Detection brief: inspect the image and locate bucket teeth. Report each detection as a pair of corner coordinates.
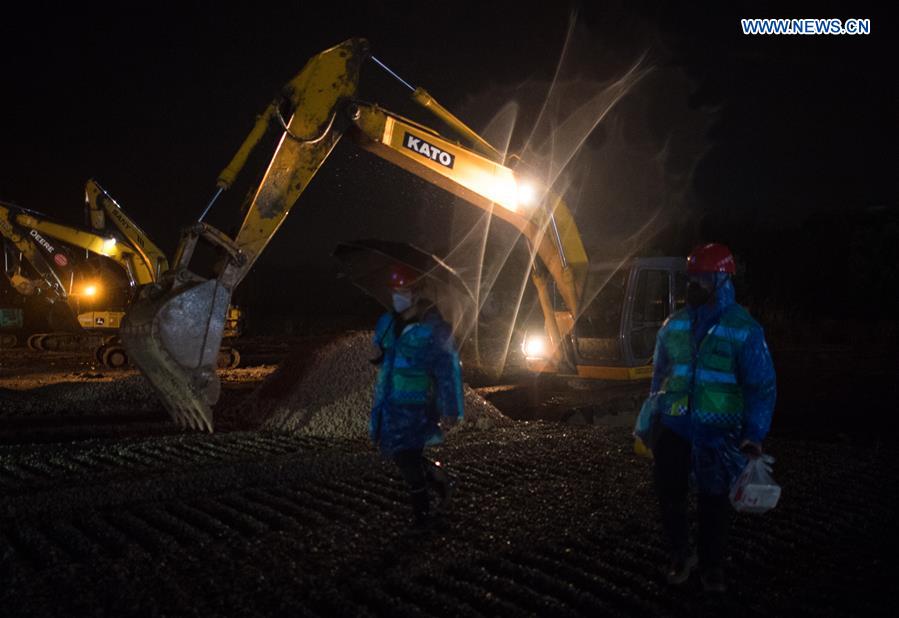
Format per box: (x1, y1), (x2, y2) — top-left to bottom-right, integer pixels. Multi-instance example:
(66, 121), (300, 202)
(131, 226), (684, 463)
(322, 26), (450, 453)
(174, 399), (212, 433)
(120, 278), (228, 433)
(123, 328), (216, 432)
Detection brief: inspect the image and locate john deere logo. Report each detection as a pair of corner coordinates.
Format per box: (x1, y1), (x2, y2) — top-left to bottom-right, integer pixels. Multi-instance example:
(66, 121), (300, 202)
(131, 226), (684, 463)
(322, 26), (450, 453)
(29, 229), (55, 253)
(403, 133), (455, 169)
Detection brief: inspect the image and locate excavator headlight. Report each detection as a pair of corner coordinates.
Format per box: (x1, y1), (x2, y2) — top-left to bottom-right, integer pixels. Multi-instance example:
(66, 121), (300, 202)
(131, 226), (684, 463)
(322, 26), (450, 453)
(491, 176), (519, 211)
(81, 283), (100, 297)
(516, 182), (537, 207)
(102, 237), (117, 253)
(523, 333), (548, 359)
(492, 177), (540, 213)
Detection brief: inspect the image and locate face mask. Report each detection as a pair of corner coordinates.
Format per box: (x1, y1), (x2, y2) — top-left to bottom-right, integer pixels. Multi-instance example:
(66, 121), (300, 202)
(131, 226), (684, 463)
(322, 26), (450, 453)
(392, 290), (413, 313)
(686, 281), (713, 308)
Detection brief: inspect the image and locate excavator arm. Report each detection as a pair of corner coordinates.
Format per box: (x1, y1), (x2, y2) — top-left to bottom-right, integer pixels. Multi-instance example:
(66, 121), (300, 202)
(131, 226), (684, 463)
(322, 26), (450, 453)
(86, 179), (169, 282)
(1, 189), (169, 319)
(121, 38), (590, 431)
(6, 207), (151, 292)
(0, 204), (68, 300)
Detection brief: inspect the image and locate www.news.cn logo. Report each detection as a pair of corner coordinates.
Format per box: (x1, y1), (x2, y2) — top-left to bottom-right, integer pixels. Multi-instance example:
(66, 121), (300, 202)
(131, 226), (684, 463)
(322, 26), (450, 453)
(741, 18), (871, 35)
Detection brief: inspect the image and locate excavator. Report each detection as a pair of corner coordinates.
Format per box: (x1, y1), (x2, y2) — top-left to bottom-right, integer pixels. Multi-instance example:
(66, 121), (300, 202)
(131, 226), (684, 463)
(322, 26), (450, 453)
(0, 182), (242, 366)
(1, 187), (165, 365)
(121, 38), (682, 432)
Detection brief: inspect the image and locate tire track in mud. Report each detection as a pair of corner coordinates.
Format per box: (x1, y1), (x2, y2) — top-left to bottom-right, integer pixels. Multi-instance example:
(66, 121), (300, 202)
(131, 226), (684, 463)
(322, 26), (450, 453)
(3, 522), (68, 569)
(521, 547), (671, 617)
(306, 583), (378, 618)
(347, 522), (674, 617)
(460, 561), (585, 617)
(0, 462), (42, 488)
(327, 476), (407, 510)
(416, 569), (525, 617)
(0, 425), (895, 616)
(553, 539), (677, 616)
(285, 483), (372, 525)
(0, 432), (325, 500)
(69, 513), (139, 559)
(0, 436), (382, 579)
(218, 493), (306, 534)
(380, 573), (482, 618)
(347, 578), (441, 618)
(244, 488), (334, 529)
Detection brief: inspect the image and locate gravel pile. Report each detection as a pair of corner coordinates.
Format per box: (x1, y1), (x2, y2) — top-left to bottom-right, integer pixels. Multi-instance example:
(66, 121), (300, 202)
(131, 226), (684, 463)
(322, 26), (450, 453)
(0, 375), (159, 417)
(231, 331), (510, 437)
(0, 367), (279, 419)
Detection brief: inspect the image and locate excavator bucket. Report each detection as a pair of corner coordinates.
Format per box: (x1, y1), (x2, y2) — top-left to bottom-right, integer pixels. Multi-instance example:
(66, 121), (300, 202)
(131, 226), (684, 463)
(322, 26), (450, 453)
(121, 278), (232, 432)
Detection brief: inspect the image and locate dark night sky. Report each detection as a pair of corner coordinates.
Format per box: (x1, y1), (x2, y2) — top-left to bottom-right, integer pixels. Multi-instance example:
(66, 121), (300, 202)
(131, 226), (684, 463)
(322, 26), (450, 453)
(1, 1), (894, 317)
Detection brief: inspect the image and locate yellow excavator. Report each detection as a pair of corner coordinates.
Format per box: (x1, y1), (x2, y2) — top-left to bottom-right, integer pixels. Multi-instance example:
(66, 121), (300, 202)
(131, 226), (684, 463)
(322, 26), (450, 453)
(1, 182), (242, 366)
(1, 183), (168, 364)
(122, 38), (680, 431)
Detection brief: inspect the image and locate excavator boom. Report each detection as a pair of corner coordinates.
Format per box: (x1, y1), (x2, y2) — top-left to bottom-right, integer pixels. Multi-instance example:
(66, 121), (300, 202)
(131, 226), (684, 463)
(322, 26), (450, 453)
(0, 204), (68, 300)
(121, 39), (368, 431)
(86, 179), (169, 281)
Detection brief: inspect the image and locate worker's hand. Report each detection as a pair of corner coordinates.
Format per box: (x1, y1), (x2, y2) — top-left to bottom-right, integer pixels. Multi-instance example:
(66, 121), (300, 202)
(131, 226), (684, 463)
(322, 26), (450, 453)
(740, 439), (763, 459)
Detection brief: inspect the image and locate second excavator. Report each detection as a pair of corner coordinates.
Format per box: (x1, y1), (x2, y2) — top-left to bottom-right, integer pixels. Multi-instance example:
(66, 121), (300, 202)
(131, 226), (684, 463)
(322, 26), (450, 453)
(1, 181), (242, 366)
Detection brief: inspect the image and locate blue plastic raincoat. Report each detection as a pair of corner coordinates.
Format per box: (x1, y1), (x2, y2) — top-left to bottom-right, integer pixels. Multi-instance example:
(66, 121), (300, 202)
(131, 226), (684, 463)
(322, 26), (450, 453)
(370, 308), (464, 456)
(643, 274), (776, 494)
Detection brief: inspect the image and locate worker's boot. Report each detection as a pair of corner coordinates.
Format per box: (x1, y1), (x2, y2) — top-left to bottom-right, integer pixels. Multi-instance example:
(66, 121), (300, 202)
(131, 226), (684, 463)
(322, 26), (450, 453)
(697, 493), (729, 593)
(426, 460), (454, 514)
(665, 552), (698, 585)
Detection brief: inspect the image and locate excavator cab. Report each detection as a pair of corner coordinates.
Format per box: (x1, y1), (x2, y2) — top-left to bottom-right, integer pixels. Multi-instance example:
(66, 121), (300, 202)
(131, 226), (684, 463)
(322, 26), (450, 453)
(523, 258), (686, 379)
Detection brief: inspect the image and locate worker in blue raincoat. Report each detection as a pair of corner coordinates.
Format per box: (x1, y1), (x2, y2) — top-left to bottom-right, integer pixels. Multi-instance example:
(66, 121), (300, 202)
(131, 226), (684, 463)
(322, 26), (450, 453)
(370, 263), (464, 527)
(636, 243), (776, 593)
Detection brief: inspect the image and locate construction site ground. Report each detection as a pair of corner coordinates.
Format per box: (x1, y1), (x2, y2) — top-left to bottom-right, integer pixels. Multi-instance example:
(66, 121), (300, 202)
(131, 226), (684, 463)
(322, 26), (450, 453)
(0, 336), (896, 617)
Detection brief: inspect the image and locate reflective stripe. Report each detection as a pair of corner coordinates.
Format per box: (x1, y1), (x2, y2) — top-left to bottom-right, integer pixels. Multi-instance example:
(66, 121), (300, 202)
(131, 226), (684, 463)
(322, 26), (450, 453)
(659, 306), (756, 430)
(712, 325), (750, 343)
(694, 409), (742, 426)
(672, 364), (692, 377)
(696, 368), (738, 384)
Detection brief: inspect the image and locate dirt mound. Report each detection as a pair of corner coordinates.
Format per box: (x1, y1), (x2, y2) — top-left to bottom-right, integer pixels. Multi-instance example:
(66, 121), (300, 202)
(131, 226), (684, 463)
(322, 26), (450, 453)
(229, 331), (510, 437)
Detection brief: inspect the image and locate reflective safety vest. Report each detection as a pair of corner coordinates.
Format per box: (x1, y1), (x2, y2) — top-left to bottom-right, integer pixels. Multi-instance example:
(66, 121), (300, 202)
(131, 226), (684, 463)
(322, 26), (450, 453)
(383, 322), (436, 407)
(660, 305), (756, 429)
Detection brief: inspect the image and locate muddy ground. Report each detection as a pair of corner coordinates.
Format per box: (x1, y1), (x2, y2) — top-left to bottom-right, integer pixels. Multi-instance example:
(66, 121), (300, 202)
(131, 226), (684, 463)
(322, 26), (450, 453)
(0, 337), (896, 617)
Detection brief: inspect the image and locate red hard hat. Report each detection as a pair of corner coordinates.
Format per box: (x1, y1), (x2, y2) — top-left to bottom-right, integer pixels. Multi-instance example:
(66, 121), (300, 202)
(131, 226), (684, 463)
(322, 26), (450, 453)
(387, 263), (420, 289)
(687, 243), (736, 274)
